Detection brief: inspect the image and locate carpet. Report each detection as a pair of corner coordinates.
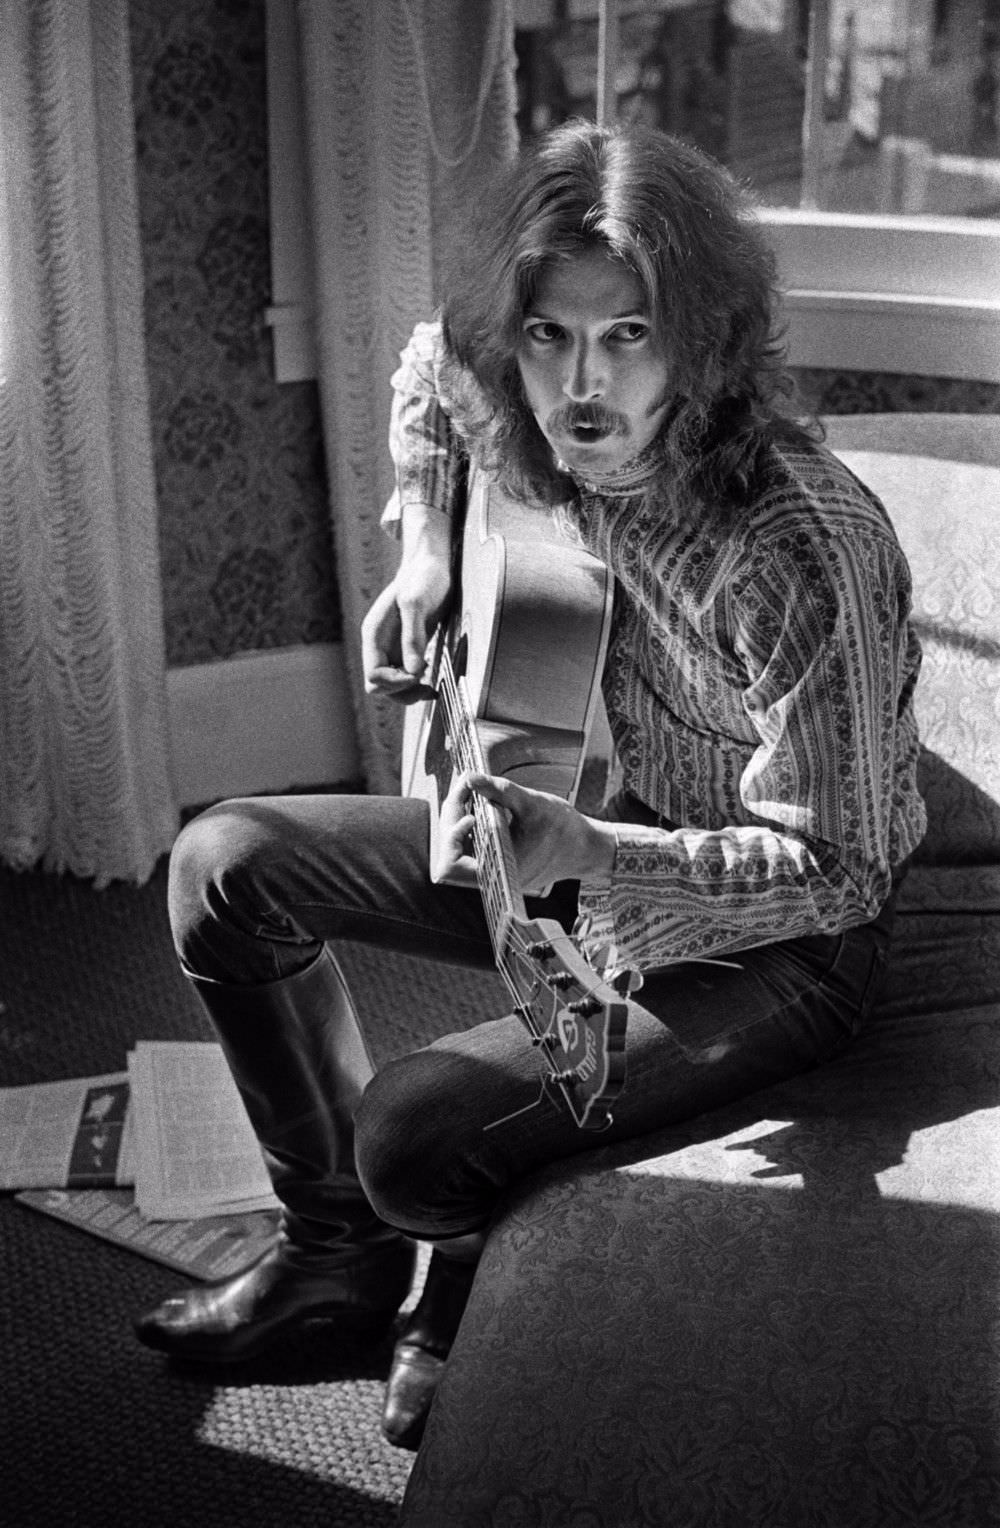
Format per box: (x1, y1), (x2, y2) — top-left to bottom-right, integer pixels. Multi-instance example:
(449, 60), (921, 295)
(0, 854), (506, 1528)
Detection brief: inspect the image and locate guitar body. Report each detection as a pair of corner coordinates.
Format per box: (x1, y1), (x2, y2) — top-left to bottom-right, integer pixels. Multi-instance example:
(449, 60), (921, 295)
(402, 467), (614, 884)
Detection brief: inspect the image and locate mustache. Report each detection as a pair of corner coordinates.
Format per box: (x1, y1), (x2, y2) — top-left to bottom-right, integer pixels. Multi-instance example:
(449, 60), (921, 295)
(545, 403), (629, 438)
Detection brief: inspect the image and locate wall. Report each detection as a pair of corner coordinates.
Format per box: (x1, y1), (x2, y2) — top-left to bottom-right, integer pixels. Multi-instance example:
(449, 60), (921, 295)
(130, 0), (338, 669)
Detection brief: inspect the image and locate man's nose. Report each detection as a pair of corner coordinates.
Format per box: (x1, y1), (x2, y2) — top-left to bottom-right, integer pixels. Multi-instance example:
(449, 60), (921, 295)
(563, 339), (605, 402)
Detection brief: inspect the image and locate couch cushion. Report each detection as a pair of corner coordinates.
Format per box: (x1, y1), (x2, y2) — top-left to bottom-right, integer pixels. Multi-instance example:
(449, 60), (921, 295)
(400, 900), (1000, 1528)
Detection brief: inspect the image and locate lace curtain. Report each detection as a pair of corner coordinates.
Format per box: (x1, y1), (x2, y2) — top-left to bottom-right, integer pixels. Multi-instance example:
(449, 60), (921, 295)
(297, 0), (518, 794)
(0, 0), (177, 885)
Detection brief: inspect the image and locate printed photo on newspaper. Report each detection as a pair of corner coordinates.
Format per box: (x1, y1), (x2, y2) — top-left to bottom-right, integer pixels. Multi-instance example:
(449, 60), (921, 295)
(0, 1073), (133, 1190)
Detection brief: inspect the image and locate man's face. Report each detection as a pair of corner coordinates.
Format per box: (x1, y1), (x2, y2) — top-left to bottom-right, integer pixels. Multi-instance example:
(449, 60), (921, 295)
(516, 247), (672, 479)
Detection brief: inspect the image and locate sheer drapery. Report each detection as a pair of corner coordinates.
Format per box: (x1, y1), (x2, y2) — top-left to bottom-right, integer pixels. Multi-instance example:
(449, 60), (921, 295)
(0, 0), (177, 886)
(297, 0), (517, 794)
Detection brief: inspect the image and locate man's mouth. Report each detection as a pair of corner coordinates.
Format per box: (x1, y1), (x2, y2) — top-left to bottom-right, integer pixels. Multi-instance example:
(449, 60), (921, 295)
(568, 421), (606, 443)
(549, 405), (627, 445)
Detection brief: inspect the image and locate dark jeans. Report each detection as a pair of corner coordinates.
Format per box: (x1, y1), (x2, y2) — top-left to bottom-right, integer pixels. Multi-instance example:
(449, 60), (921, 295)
(168, 792), (897, 1242)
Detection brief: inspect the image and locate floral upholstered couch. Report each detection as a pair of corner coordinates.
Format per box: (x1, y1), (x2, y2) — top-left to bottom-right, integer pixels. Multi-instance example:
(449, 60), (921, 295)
(398, 415), (1000, 1528)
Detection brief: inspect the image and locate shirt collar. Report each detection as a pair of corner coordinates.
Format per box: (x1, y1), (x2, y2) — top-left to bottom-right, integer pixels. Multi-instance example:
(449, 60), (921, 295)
(560, 434), (669, 498)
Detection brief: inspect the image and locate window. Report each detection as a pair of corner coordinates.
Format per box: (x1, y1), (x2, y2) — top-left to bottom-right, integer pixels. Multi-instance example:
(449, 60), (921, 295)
(515, 0), (1000, 217)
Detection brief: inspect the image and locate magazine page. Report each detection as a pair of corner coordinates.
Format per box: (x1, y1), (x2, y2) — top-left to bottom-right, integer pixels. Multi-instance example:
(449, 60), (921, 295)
(0, 1074), (132, 1190)
(129, 1041), (278, 1220)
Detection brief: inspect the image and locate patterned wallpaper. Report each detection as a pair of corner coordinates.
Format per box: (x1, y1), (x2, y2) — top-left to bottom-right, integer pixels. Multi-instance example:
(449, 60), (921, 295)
(130, 0), (339, 668)
(128, 0), (999, 669)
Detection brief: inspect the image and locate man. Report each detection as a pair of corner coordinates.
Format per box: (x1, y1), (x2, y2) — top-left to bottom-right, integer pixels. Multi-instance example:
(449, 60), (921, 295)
(134, 122), (926, 1452)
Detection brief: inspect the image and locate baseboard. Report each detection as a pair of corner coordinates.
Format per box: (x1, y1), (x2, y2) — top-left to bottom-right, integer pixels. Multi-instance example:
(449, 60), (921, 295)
(166, 644), (361, 807)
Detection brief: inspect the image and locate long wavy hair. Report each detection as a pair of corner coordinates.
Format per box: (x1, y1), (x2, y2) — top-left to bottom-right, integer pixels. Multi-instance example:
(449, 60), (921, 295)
(439, 120), (813, 528)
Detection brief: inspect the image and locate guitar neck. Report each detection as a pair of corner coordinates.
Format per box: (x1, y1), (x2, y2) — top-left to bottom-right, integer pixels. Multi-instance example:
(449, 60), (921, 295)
(434, 633), (629, 1135)
(435, 643), (526, 967)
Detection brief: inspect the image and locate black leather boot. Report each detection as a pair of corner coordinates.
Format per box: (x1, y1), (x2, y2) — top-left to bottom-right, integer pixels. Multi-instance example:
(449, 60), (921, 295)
(133, 1235), (416, 1363)
(133, 948), (415, 1363)
(381, 1249), (479, 1450)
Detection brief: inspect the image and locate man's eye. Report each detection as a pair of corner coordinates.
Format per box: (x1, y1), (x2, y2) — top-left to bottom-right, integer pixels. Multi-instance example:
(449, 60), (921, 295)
(611, 322), (648, 344)
(525, 322), (562, 344)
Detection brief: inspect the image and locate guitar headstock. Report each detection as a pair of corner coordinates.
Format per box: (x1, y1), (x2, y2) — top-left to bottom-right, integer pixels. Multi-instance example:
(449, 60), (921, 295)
(497, 915), (628, 1131)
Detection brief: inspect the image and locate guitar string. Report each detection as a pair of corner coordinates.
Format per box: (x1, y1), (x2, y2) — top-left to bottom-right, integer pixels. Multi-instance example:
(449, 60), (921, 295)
(438, 658), (607, 1026)
(436, 645), (619, 1124)
(481, 1079), (550, 1135)
(436, 659), (515, 970)
(437, 652), (591, 991)
(437, 651), (523, 920)
(441, 802), (624, 1127)
(437, 643), (637, 1021)
(503, 918), (743, 980)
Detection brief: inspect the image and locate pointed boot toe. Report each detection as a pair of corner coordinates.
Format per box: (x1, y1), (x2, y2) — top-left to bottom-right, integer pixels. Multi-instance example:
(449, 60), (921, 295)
(381, 1341), (447, 1450)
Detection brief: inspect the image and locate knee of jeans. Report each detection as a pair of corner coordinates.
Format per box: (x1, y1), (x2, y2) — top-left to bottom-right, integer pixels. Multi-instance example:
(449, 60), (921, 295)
(355, 1050), (489, 1238)
(166, 801), (283, 970)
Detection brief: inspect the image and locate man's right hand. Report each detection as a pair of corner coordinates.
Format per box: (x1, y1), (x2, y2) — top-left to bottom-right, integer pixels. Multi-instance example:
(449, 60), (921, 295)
(361, 546), (452, 698)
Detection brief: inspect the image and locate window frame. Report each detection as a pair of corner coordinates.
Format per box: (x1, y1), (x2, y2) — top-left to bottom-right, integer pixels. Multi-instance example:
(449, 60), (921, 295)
(761, 208), (1000, 380)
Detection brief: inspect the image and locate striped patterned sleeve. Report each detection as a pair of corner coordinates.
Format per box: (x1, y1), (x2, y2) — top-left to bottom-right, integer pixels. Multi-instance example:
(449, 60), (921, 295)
(381, 320), (464, 536)
(574, 524), (925, 973)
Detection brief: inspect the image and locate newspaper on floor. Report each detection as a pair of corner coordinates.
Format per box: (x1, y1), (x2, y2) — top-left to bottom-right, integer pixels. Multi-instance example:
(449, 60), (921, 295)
(129, 1040), (279, 1220)
(0, 1072), (134, 1190)
(16, 1187), (279, 1282)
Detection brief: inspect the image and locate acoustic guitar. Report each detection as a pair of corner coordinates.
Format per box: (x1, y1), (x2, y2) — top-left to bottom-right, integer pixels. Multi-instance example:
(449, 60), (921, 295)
(402, 466), (615, 879)
(401, 468), (627, 1131)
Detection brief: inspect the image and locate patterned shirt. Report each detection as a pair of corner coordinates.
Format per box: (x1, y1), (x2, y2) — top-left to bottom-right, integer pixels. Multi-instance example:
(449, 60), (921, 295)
(386, 322), (927, 975)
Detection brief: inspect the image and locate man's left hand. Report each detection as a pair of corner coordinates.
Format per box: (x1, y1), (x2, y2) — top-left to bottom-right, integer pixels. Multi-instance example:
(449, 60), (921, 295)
(436, 771), (617, 893)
